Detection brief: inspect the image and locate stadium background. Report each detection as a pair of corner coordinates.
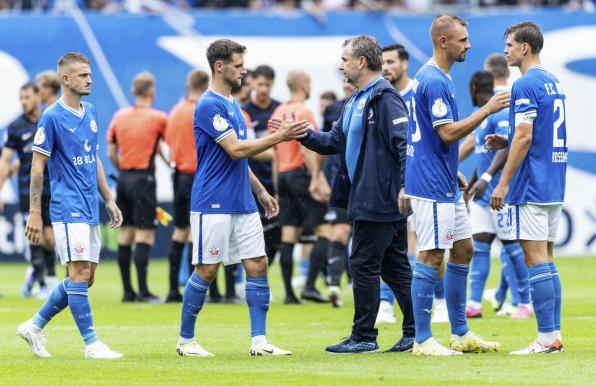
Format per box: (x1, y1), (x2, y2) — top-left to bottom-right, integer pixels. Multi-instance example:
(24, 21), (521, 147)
(0, 7), (595, 260)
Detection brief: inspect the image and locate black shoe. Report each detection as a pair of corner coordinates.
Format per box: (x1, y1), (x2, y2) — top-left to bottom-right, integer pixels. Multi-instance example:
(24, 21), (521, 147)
(165, 291), (183, 303)
(122, 291), (137, 302)
(301, 288), (329, 303)
(138, 292), (163, 304)
(385, 336), (415, 353)
(284, 295), (302, 305)
(325, 337), (379, 354)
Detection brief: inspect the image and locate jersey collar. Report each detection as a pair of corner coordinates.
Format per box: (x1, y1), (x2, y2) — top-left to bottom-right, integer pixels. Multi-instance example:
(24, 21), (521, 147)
(427, 60), (452, 80)
(399, 79), (415, 96)
(58, 98), (85, 119)
(207, 88), (233, 103)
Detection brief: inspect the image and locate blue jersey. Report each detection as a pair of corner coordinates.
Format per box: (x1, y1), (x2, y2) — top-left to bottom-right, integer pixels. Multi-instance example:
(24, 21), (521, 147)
(405, 61), (460, 202)
(191, 89), (257, 214)
(4, 114), (51, 197)
(400, 79), (415, 112)
(507, 66), (567, 205)
(474, 107), (509, 207)
(32, 100), (100, 224)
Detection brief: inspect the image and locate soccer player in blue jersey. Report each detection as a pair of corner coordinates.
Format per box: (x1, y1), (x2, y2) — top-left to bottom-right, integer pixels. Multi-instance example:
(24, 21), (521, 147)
(175, 39), (309, 357)
(17, 52), (124, 359)
(402, 14), (509, 356)
(488, 22), (567, 355)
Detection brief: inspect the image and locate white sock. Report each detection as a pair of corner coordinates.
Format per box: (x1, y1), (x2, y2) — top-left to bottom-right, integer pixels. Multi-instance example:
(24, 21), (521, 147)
(538, 331), (557, 345)
(468, 300), (482, 309)
(555, 330), (562, 341)
(179, 336), (194, 345)
(434, 298), (446, 307)
(252, 335), (267, 347)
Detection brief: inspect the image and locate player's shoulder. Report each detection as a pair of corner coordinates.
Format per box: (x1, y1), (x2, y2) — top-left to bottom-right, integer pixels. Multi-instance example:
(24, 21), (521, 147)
(40, 102), (62, 122)
(196, 90), (225, 111)
(415, 63), (449, 90)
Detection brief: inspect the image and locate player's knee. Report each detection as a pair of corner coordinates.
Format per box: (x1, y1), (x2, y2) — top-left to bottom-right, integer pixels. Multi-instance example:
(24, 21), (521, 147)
(195, 264), (219, 283)
(69, 264), (92, 283)
(418, 250), (444, 268)
(332, 225), (351, 245)
(172, 227), (189, 243)
(473, 232), (494, 244)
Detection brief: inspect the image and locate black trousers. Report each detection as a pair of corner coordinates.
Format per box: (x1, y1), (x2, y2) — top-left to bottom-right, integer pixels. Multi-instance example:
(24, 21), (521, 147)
(349, 219), (414, 342)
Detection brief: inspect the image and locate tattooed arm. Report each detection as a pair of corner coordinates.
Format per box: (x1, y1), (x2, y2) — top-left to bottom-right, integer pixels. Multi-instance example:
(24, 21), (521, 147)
(25, 151), (49, 244)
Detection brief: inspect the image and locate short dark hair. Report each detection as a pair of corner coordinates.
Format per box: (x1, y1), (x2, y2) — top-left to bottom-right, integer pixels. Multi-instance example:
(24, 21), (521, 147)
(381, 44), (409, 61)
(252, 65), (275, 81)
(469, 70), (494, 107)
(132, 71), (155, 97)
(484, 54), (510, 80)
(343, 35), (382, 72)
(20, 82), (39, 93)
(320, 91), (337, 101)
(504, 21), (543, 54)
(206, 39), (246, 73)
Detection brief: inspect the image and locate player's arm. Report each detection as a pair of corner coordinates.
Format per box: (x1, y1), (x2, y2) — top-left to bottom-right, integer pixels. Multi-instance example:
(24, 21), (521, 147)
(25, 151), (48, 243)
(458, 134), (475, 161)
(436, 92), (510, 145)
(293, 118), (343, 155)
(0, 147), (15, 211)
(97, 155), (123, 228)
(249, 168), (278, 219)
(107, 143), (119, 170)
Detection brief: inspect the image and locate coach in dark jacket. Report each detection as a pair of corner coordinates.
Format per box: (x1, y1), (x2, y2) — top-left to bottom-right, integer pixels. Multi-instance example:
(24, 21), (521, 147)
(273, 36), (414, 353)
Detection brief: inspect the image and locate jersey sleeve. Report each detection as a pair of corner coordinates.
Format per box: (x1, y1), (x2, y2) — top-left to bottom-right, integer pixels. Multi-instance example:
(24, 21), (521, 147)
(196, 99), (235, 143)
(32, 113), (55, 157)
(4, 124), (20, 149)
(494, 109), (510, 138)
(426, 78), (454, 127)
(513, 80), (538, 126)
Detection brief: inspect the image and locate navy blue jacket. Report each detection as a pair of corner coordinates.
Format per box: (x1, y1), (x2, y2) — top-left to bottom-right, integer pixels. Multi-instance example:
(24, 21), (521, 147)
(300, 79), (409, 222)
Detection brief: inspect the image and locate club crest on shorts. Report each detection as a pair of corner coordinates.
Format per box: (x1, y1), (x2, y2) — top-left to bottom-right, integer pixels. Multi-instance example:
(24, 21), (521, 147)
(444, 229), (454, 241)
(432, 98), (447, 118)
(73, 242), (86, 255)
(34, 127), (45, 145)
(208, 245), (220, 257)
(213, 114), (229, 132)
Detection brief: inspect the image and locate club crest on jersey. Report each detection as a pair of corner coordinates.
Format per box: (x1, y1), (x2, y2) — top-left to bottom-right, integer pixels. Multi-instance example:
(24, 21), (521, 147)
(213, 114), (229, 132)
(358, 98), (366, 110)
(33, 127), (45, 145)
(208, 245), (220, 257)
(90, 120), (97, 133)
(73, 242), (86, 255)
(444, 229), (454, 241)
(431, 98), (447, 118)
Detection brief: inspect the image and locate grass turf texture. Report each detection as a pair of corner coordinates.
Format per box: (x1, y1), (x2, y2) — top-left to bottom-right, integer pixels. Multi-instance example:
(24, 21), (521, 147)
(1, 256), (595, 385)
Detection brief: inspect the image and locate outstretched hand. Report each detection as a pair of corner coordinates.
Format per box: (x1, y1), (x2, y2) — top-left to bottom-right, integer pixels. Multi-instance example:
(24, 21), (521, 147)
(484, 134), (508, 151)
(484, 91), (510, 114)
(268, 113), (310, 141)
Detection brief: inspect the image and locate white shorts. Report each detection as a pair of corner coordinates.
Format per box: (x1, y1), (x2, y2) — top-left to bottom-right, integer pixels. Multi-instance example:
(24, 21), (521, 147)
(502, 204), (562, 242)
(469, 201), (515, 240)
(52, 223), (101, 266)
(410, 198), (472, 251)
(190, 212), (266, 266)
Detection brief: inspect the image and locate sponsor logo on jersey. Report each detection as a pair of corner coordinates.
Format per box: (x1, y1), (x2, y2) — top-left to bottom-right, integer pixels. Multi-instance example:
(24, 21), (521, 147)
(90, 120), (97, 133)
(33, 127), (45, 145)
(73, 242), (86, 255)
(21, 132), (33, 141)
(213, 114), (229, 132)
(432, 98), (448, 118)
(209, 245), (220, 257)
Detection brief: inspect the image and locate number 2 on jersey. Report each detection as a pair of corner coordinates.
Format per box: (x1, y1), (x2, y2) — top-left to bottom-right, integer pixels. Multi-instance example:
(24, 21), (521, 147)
(553, 98), (565, 148)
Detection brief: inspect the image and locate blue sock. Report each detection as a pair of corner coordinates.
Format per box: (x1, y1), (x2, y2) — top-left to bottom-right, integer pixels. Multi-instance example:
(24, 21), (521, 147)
(235, 264), (244, 284)
(504, 242), (529, 304)
(496, 249), (509, 303)
(33, 279), (69, 329)
(502, 251), (520, 306)
(300, 259), (310, 278)
(411, 263), (437, 344)
(407, 254), (416, 270)
(444, 262), (470, 336)
(549, 262), (561, 331)
(469, 241), (491, 304)
(380, 281), (395, 304)
(528, 264), (555, 334)
(180, 273), (209, 339)
(245, 276), (269, 337)
(434, 278), (445, 299)
(67, 282), (97, 345)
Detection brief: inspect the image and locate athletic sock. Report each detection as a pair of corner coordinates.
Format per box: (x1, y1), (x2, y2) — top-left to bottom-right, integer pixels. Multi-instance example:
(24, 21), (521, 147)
(67, 282), (97, 345)
(245, 276), (269, 337)
(411, 263), (437, 343)
(43, 248), (56, 277)
(30, 245), (46, 288)
(469, 240), (491, 305)
(549, 262), (562, 333)
(380, 281), (395, 304)
(305, 237), (329, 290)
(327, 241), (345, 287)
(444, 262), (470, 336)
(179, 273), (209, 340)
(300, 259), (310, 278)
(280, 242), (295, 298)
(496, 249), (510, 303)
(134, 242), (152, 295)
(528, 264), (556, 344)
(434, 277), (445, 299)
(117, 245), (133, 293)
(33, 278), (69, 329)
(168, 240), (185, 292)
(502, 249), (520, 306)
(503, 242), (529, 305)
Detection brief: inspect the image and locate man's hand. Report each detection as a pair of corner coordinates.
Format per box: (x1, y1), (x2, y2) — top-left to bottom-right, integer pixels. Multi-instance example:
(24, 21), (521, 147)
(268, 113), (310, 141)
(468, 179), (488, 202)
(106, 200), (123, 228)
(484, 134), (509, 151)
(25, 210), (43, 244)
(398, 187), (412, 216)
(309, 173), (331, 204)
(457, 171), (468, 191)
(483, 91), (510, 114)
(490, 183), (508, 211)
(257, 191), (279, 219)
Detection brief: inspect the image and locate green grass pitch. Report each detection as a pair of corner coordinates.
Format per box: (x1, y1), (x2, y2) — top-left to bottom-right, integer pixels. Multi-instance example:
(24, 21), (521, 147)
(1, 256), (595, 385)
